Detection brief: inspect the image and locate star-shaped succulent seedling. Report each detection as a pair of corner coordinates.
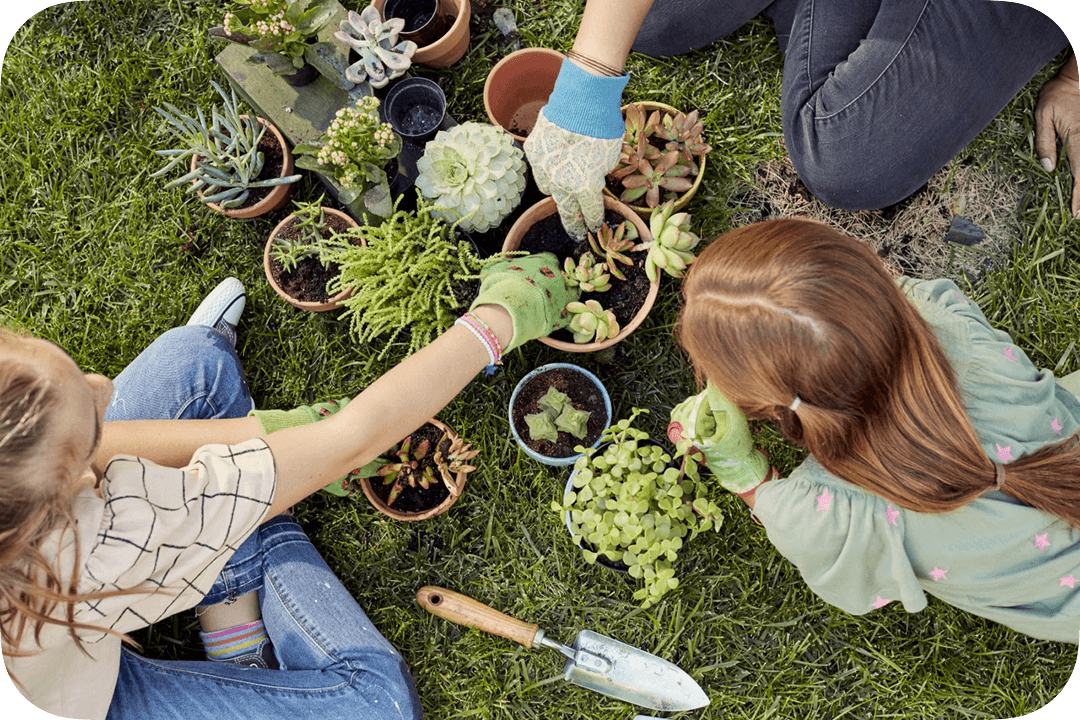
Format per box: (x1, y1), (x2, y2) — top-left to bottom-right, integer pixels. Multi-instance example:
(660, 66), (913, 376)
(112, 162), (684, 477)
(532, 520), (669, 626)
(377, 435), (434, 506)
(586, 221), (637, 281)
(525, 385), (591, 443)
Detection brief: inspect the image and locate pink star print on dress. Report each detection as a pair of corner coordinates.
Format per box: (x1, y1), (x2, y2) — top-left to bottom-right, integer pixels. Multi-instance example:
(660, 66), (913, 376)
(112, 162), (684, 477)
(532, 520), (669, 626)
(886, 505), (900, 526)
(1035, 534), (1052, 551)
(1052, 418), (1063, 434)
(1004, 347), (1019, 363)
(929, 568), (948, 581)
(1061, 575), (1077, 589)
(816, 488), (831, 512)
(872, 596), (890, 609)
(996, 444), (1013, 463)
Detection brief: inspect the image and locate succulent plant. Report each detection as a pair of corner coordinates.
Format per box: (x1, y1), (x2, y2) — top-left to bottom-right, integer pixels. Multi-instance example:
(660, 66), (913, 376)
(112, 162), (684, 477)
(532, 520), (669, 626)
(526, 386), (592, 443)
(377, 435), (436, 506)
(334, 5), (417, 89)
(653, 109), (711, 174)
(151, 81), (302, 209)
(643, 201), (702, 282)
(586, 221), (637, 281)
(563, 252), (612, 293)
(431, 434), (479, 493)
(619, 149), (695, 209)
(215, 0), (337, 76)
(415, 122), (528, 233)
(611, 104), (661, 180)
(269, 196), (347, 273)
(566, 300), (620, 344)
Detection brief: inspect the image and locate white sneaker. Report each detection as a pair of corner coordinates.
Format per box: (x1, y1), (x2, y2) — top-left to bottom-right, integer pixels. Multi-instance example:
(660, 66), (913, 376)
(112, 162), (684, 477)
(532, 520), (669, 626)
(187, 277), (246, 348)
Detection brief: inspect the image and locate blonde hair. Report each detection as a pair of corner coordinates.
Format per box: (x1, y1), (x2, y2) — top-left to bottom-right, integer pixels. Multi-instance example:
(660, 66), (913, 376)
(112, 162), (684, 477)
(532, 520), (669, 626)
(677, 218), (1080, 524)
(0, 332), (136, 676)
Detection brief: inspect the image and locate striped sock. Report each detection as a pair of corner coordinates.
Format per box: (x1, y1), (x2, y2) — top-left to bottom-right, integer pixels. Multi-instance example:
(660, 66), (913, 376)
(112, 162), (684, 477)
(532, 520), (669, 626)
(199, 619), (270, 662)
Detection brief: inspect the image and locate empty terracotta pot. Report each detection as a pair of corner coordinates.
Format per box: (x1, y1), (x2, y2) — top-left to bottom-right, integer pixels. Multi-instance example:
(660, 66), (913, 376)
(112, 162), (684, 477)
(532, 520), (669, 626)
(483, 47), (564, 143)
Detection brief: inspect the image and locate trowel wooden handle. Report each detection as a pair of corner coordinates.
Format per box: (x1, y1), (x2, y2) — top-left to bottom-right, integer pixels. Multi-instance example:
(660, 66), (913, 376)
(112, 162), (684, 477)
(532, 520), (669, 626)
(416, 586), (540, 649)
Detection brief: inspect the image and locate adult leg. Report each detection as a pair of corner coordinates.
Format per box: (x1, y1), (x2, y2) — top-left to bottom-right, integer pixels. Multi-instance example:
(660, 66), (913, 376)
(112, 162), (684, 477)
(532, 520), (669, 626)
(781, 0), (1068, 210)
(108, 516), (423, 720)
(632, 0), (784, 57)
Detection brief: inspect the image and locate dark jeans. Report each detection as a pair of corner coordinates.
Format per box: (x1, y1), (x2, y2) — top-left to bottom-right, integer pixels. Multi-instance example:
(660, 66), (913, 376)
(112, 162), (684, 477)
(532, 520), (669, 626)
(633, 0), (1068, 209)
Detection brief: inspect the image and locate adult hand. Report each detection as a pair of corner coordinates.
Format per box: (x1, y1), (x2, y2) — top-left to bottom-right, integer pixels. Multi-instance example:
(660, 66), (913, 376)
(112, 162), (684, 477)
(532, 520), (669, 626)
(1035, 54), (1080, 219)
(524, 59), (628, 239)
(667, 382), (770, 495)
(470, 253), (580, 352)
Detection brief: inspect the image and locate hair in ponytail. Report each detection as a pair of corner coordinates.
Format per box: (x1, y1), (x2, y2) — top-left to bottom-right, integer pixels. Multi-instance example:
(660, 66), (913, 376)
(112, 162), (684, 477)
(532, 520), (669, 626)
(677, 218), (1080, 525)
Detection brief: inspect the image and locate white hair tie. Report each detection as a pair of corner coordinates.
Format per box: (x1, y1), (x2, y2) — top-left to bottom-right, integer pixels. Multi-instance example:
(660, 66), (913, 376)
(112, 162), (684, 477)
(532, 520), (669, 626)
(789, 396), (802, 412)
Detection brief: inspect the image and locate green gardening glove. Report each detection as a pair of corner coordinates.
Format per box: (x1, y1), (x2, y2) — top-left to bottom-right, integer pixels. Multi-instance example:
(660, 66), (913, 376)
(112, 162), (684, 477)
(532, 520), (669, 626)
(470, 252), (580, 353)
(666, 382), (770, 495)
(251, 399), (382, 497)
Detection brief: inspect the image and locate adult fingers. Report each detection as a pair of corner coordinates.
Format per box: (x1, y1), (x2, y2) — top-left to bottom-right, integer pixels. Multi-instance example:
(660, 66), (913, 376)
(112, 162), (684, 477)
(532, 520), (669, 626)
(1034, 89), (1060, 172)
(1067, 134), (1080, 219)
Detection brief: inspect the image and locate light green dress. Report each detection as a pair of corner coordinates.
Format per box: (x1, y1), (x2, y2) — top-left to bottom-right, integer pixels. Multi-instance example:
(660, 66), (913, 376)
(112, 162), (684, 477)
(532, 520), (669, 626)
(753, 278), (1080, 643)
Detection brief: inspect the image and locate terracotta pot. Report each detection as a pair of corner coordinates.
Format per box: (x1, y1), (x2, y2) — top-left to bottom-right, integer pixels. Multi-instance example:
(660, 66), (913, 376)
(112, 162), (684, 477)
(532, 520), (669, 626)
(483, 47), (564, 144)
(263, 207), (362, 311)
(501, 195), (658, 353)
(359, 418), (469, 521)
(374, 0), (470, 68)
(605, 101), (708, 218)
(193, 115), (296, 219)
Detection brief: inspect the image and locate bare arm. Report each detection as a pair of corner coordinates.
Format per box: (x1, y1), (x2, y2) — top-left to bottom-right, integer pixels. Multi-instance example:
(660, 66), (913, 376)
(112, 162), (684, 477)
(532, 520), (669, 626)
(571, 0), (656, 72)
(94, 416), (263, 473)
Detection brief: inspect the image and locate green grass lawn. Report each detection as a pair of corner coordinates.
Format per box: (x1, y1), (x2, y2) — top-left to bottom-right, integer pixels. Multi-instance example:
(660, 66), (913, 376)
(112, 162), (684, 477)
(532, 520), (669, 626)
(2, 1), (1079, 718)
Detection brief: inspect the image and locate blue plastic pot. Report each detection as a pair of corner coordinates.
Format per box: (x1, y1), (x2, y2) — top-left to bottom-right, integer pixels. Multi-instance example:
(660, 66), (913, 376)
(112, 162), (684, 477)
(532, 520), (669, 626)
(508, 363), (611, 466)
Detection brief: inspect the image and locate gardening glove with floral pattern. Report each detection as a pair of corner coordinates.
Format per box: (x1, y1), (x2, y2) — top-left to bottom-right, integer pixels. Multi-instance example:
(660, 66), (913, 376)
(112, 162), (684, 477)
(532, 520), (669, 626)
(667, 382), (770, 495)
(524, 59), (628, 239)
(251, 399), (381, 497)
(470, 252), (580, 352)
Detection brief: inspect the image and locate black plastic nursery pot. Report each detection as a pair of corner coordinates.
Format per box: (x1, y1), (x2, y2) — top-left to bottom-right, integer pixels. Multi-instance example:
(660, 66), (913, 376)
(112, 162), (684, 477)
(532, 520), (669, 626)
(382, 77), (447, 143)
(383, 0), (451, 46)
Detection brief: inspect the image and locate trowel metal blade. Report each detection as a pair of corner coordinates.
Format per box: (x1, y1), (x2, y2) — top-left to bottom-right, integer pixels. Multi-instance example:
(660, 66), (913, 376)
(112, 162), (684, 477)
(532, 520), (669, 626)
(561, 630), (709, 711)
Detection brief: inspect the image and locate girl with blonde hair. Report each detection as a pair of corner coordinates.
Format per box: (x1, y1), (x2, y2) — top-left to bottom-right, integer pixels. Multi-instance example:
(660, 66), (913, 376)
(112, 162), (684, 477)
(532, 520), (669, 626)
(672, 218), (1080, 643)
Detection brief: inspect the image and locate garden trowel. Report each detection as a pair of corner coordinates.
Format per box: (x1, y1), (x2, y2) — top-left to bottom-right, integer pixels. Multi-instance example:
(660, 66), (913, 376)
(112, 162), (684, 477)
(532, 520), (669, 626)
(416, 586), (709, 711)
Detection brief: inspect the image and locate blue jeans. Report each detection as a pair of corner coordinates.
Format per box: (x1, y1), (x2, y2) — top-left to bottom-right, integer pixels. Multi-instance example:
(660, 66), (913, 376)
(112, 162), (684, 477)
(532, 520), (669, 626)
(104, 326), (423, 720)
(633, 0), (1068, 209)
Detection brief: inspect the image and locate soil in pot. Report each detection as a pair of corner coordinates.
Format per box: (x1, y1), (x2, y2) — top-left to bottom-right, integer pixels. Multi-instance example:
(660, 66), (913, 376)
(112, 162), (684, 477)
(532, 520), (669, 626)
(511, 368), (608, 458)
(517, 209), (652, 341)
(368, 422), (452, 514)
(268, 212), (361, 304)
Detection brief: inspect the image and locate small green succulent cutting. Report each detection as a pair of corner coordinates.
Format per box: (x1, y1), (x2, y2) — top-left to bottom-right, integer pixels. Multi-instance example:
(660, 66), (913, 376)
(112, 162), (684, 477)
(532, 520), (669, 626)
(642, 201), (702, 282)
(151, 81), (302, 209)
(566, 300), (620, 344)
(586, 221), (638, 281)
(562, 252), (612, 293)
(525, 386), (591, 443)
(215, 0), (337, 76)
(269, 195), (346, 273)
(553, 408), (724, 608)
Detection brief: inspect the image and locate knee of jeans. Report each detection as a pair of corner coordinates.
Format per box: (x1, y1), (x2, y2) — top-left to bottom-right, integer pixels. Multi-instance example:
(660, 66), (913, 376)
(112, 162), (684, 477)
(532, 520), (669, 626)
(787, 140), (923, 211)
(355, 652), (423, 719)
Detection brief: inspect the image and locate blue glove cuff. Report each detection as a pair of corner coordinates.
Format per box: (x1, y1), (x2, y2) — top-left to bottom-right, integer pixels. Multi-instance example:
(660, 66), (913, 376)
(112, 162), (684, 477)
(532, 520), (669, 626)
(542, 58), (629, 140)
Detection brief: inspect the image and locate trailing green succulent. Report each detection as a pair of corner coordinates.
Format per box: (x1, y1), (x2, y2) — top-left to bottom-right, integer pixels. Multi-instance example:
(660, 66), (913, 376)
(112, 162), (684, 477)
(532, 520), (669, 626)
(415, 122), (528, 233)
(562, 252), (611, 293)
(566, 299), (620, 344)
(643, 201), (702, 282)
(334, 5), (416, 89)
(151, 81), (302, 209)
(554, 408), (723, 608)
(293, 97), (401, 218)
(586, 221), (637, 281)
(525, 386), (592, 443)
(214, 0), (336, 76)
(321, 194), (485, 358)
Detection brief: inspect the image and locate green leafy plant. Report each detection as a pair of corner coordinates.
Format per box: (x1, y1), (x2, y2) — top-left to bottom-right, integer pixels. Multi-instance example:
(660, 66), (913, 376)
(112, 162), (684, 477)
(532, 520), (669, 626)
(643, 201), (702, 282)
(586, 220), (637, 281)
(151, 81), (302, 209)
(566, 299), (620, 344)
(554, 408), (723, 608)
(373, 428), (478, 506)
(293, 96), (401, 218)
(334, 5), (416, 89)
(562, 252), (612, 293)
(414, 122), (528, 233)
(321, 194), (485, 358)
(525, 386), (592, 443)
(214, 0), (337, 76)
(269, 195), (347, 273)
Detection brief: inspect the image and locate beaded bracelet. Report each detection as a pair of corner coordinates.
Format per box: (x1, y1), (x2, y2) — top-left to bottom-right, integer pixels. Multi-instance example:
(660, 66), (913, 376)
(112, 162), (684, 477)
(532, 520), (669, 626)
(455, 312), (503, 370)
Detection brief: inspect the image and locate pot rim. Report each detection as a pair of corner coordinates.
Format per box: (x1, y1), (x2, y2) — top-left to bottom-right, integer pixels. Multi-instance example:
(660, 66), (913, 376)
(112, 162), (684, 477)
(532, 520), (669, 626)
(358, 417), (469, 521)
(507, 362), (612, 466)
(263, 207), (363, 312)
(374, 0), (471, 68)
(483, 47), (565, 143)
(500, 195), (658, 352)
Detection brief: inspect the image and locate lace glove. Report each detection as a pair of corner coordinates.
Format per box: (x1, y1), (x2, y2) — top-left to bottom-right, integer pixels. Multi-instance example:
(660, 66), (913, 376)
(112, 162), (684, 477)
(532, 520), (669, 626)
(524, 59), (628, 239)
(667, 382), (770, 495)
(251, 399), (380, 497)
(470, 253), (580, 353)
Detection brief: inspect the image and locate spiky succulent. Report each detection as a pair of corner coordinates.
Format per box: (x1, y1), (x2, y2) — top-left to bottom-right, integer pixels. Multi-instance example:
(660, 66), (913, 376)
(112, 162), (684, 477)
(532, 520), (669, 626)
(151, 81), (302, 209)
(269, 196), (346, 272)
(643, 201), (702, 282)
(431, 434), (479, 493)
(567, 300), (621, 344)
(415, 122), (527, 233)
(377, 435), (436, 506)
(334, 5), (417, 89)
(563, 252), (611, 293)
(611, 104), (661, 180)
(586, 221), (637, 281)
